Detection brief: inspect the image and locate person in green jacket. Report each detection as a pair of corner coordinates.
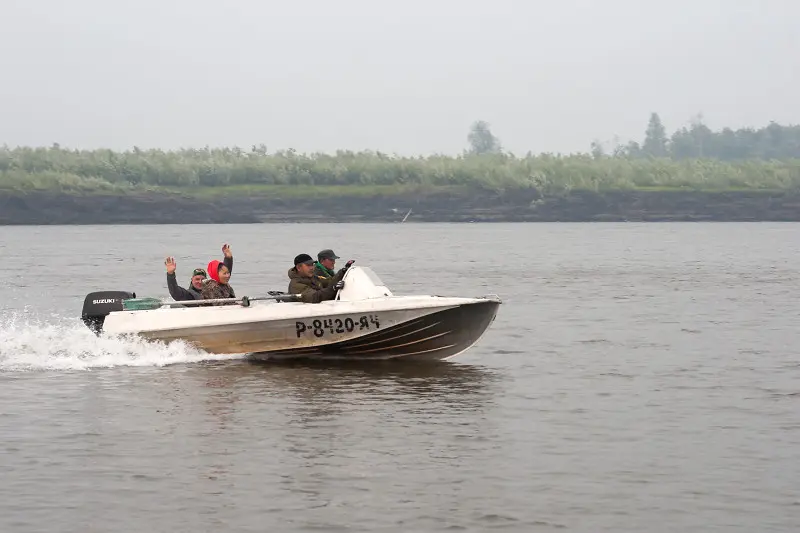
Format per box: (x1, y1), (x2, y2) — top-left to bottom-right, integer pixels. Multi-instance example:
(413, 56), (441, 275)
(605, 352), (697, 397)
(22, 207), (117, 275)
(314, 249), (339, 287)
(289, 253), (353, 303)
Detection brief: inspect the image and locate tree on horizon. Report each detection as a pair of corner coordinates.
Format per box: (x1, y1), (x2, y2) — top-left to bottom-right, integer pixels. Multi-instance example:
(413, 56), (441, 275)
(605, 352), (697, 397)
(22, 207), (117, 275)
(467, 120), (502, 155)
(642, 112), (668, 157)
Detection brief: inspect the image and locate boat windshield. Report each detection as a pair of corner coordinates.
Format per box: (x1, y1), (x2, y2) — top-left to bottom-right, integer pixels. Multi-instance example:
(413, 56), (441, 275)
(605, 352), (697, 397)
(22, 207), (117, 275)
(337, 266), (393, 301)
(359, 267), (386, 287)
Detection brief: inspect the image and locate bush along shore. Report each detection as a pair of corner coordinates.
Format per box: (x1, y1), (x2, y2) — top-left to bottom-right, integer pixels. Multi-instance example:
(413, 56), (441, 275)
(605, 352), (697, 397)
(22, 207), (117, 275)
(1, 143), (800, 224)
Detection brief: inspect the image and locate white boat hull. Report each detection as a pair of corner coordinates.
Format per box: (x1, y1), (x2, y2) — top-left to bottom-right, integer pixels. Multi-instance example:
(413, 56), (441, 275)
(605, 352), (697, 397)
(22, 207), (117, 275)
(102, 296), (499, 361)
(87, 266), (501, 362)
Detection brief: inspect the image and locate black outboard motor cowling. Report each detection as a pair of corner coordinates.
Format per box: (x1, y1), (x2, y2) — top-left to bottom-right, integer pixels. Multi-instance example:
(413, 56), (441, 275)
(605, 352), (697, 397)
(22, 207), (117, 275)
(81, 291), (136, 334)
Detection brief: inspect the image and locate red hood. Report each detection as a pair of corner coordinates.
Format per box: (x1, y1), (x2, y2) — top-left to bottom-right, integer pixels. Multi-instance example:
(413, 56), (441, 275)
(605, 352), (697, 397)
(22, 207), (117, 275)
(207, 260), (221, 282)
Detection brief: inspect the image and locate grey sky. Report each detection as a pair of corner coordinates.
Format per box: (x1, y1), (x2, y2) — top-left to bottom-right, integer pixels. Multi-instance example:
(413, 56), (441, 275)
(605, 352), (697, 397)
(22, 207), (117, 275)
(2, 0), (798, 156)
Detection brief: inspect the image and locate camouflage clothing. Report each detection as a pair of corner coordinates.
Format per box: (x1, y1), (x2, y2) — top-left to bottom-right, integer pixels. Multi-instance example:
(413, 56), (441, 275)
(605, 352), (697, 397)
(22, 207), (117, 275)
(287, 267), (344, 303)
(200, 280), (236, 306)
(167, 255), (232, 302)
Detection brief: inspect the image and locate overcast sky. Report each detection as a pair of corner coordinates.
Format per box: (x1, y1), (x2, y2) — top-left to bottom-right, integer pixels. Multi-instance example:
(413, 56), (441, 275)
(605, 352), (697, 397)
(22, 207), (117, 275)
(1, 0), (798, 155)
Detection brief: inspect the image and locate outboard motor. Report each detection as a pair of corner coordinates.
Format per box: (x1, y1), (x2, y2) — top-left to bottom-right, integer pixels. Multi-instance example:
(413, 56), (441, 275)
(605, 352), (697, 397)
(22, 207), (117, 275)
(81, 291), (136, 334)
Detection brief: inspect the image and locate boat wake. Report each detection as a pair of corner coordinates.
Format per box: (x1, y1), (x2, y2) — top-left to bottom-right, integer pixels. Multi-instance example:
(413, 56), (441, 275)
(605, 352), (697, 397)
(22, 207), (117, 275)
(0, 312), (240, 372)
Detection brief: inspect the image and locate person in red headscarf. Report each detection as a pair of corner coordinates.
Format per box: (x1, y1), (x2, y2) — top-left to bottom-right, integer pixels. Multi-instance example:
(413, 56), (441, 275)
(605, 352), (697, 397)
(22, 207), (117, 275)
(164, 244), (233, 302)
(200, 254), (236, 305)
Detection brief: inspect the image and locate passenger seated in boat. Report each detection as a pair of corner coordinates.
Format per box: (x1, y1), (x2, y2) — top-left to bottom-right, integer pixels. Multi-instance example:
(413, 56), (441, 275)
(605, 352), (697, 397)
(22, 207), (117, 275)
(314, 249), (339, 287)
(288, 253), (352, 303)
(201, 258), (236, 305)
(165, 258), (206, 301)
(165, 244), (233, 301)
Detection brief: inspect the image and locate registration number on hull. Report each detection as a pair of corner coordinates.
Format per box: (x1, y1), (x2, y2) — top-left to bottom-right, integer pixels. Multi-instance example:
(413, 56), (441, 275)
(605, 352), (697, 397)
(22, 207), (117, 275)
(295, 314), (381, 338)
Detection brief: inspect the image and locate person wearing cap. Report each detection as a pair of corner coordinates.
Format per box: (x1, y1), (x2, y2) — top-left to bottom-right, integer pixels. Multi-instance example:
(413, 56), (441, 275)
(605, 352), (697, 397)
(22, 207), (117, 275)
(164, 244), (233, 301)
(314, 249), (340, 287)
(288, 253), (353, 303)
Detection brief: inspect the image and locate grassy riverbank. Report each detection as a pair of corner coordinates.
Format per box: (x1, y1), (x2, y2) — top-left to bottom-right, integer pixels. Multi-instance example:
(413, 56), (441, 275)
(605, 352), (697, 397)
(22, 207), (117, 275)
(2, 145), (800, 193)
(2, 145), (799, 224)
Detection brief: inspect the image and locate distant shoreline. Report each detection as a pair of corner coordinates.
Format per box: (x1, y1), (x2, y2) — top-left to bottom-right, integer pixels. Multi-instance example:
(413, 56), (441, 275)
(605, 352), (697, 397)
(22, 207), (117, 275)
(3, 143), (800, 224)
(2, 188), (799, 224)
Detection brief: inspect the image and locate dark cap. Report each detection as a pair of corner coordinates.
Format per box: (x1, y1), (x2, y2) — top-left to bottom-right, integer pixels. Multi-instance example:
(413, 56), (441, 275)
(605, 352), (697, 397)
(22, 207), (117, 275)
(294, 253), (314, 266)
(192, 268), (207, 278)
(317, 249), (340, 261)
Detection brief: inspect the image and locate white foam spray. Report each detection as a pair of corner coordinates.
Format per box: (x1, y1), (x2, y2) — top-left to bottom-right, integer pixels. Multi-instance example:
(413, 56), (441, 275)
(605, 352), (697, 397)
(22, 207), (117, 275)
(0, 311), (242, 372)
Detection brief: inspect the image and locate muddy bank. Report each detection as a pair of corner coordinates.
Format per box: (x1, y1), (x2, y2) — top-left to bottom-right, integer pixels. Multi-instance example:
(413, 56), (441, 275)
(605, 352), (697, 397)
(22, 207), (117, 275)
(1, 189), (799, 224)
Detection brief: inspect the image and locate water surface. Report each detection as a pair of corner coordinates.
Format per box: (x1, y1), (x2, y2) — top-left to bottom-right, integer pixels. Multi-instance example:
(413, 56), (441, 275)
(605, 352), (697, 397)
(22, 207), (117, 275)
(1, 223), (798, 532)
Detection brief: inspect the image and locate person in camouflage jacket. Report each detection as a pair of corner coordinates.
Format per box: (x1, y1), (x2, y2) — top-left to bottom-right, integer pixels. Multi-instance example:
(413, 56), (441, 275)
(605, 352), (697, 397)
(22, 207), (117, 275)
(165, 243), (233, 301)
(201, 257), (236, 306)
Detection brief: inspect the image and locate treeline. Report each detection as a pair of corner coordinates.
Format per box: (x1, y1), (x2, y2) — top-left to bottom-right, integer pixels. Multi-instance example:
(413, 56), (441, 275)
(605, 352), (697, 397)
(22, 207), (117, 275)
(1, 144), (800, 193)
(599, 114), (800, 161)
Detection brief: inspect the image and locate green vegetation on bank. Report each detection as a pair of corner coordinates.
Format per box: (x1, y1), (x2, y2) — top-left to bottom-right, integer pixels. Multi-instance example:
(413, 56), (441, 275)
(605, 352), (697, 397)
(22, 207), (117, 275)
(2, 116), (800, 196)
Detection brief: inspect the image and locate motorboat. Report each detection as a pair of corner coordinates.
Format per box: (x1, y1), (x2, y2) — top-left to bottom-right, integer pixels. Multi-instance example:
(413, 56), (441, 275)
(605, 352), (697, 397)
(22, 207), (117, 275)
(80, 266), (501, 361)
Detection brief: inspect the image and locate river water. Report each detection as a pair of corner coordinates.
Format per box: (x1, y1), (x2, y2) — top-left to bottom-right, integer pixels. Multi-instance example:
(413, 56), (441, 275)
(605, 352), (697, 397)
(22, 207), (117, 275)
(0, 223), (798, 532)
